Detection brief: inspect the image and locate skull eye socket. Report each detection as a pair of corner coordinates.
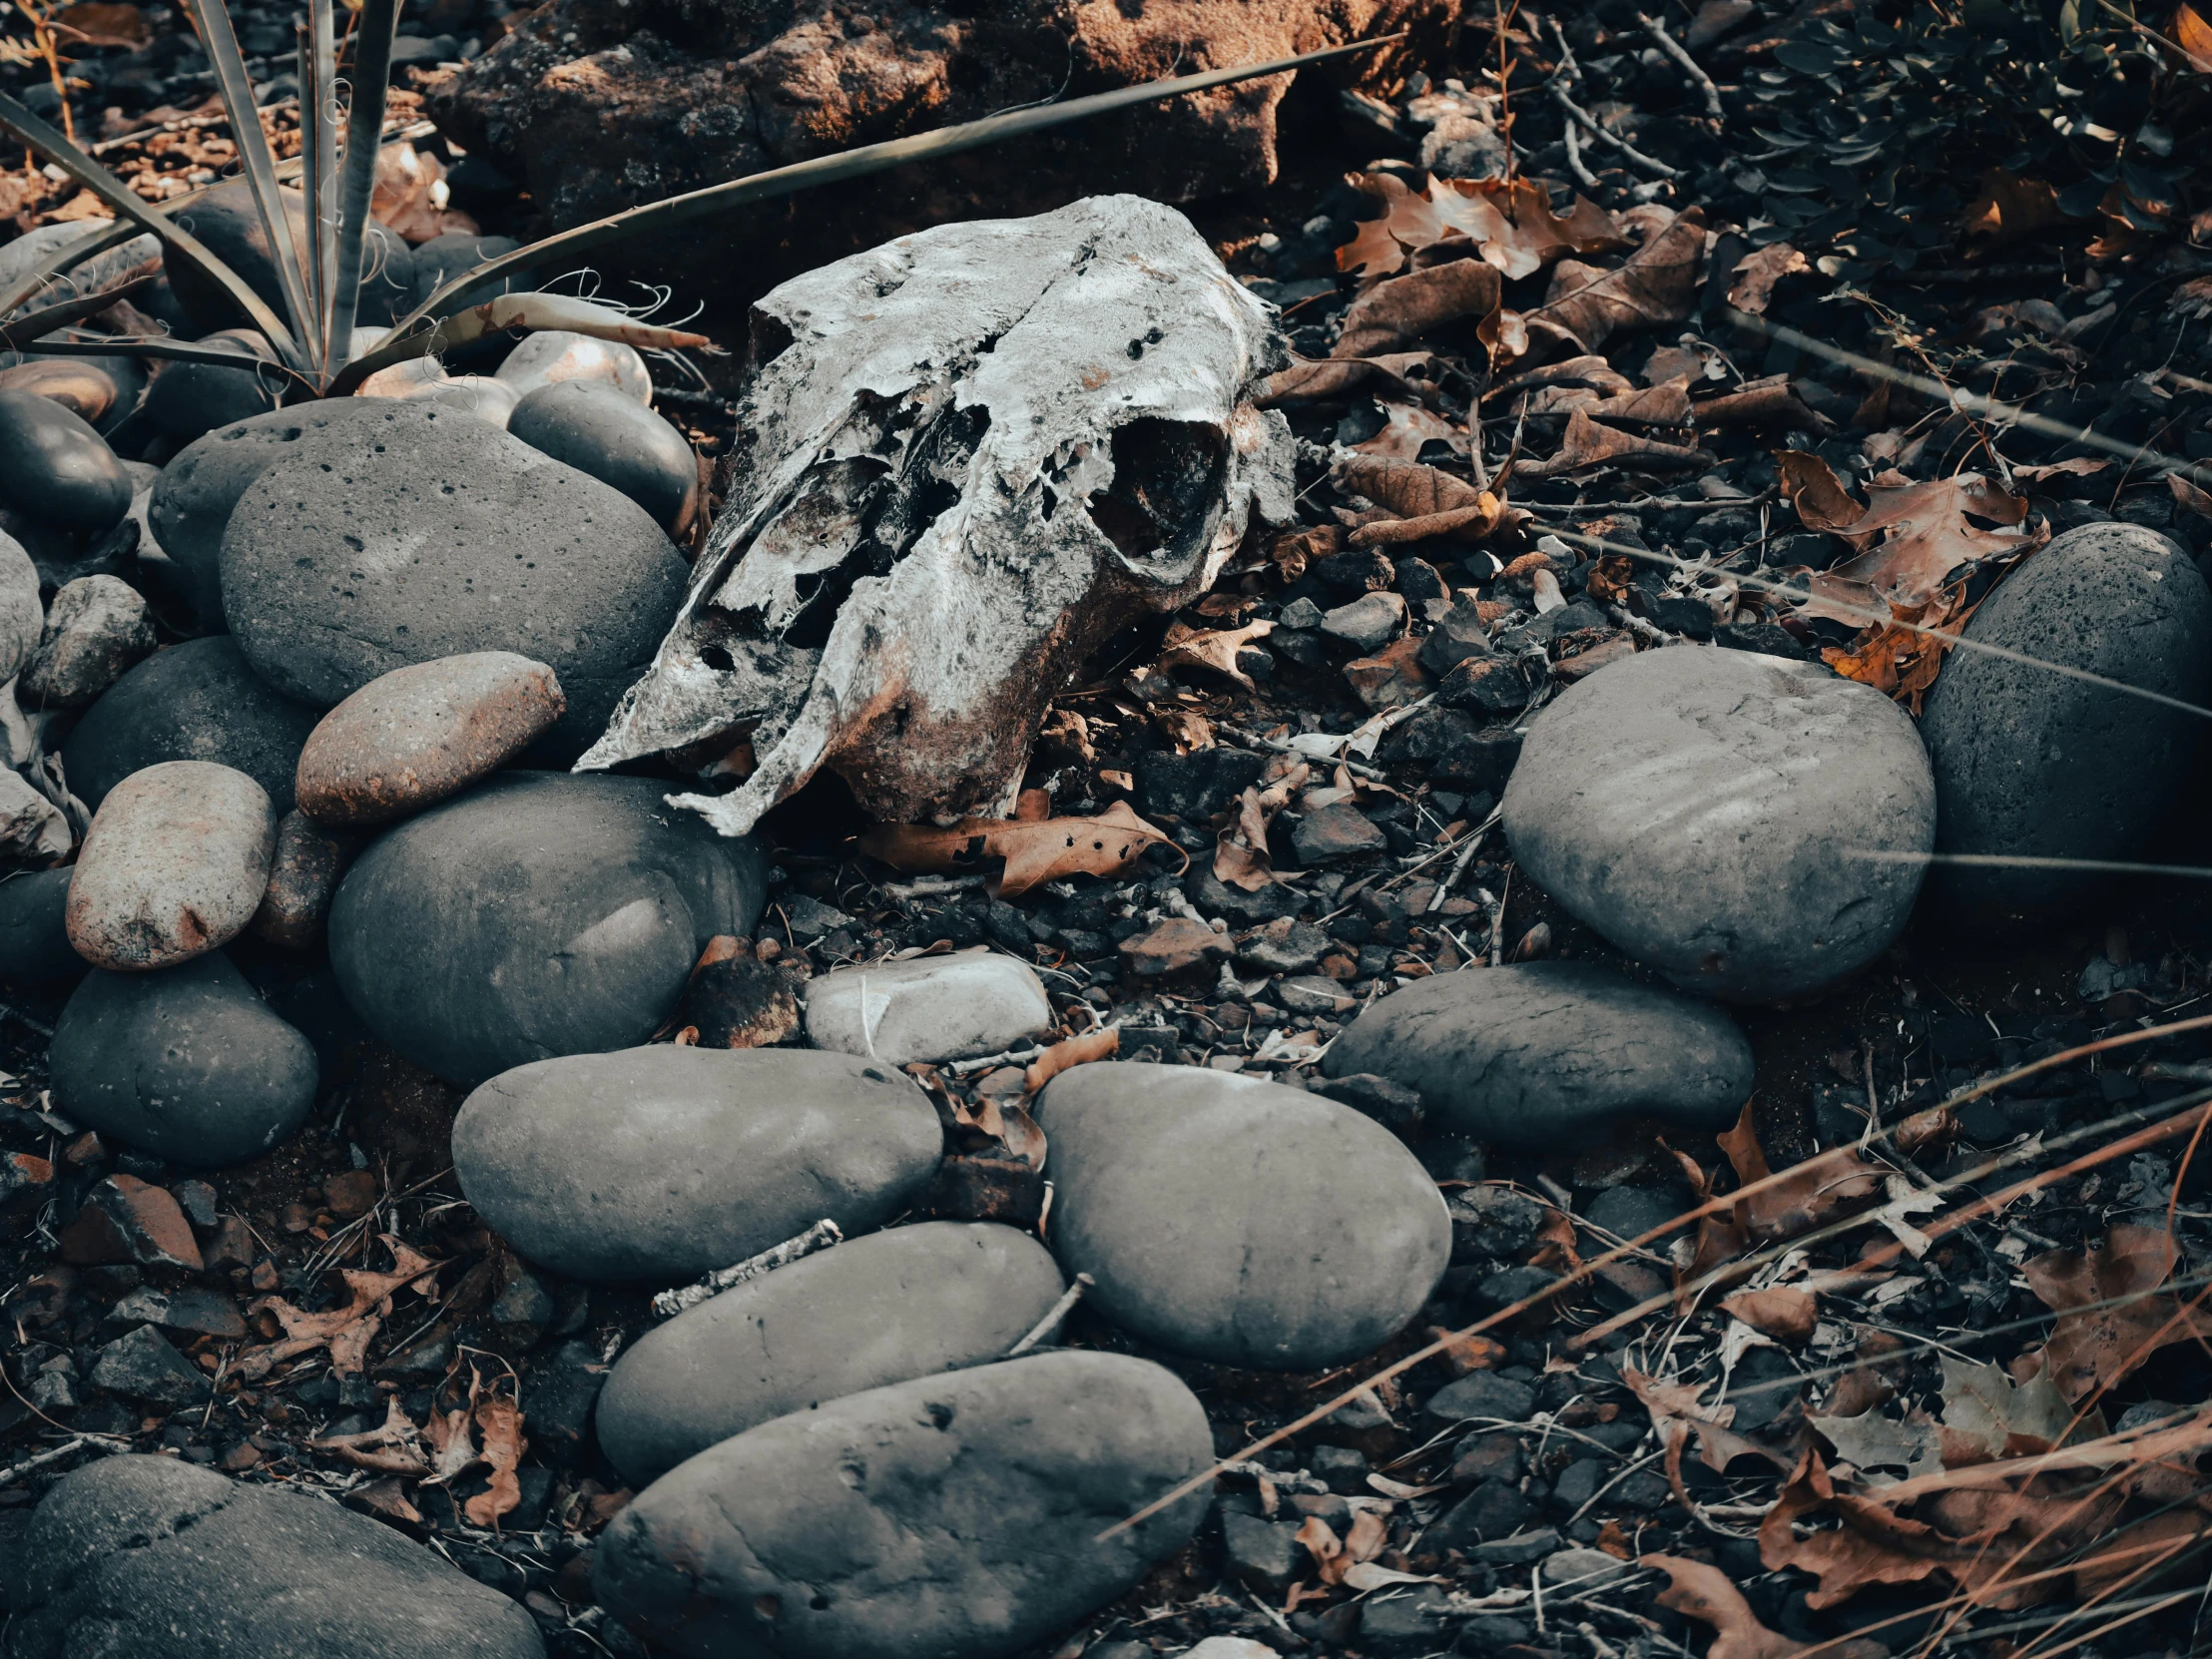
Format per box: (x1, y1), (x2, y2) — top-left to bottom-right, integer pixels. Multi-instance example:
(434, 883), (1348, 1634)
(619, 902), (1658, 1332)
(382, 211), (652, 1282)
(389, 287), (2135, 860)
(1086, 416), (1228, 566)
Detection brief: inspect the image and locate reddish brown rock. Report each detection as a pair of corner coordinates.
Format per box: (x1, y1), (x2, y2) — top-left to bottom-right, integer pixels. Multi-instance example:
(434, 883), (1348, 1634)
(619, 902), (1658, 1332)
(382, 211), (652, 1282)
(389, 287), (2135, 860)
(249, 811), (360, 949)
(1119, 916), (1230, 979)
(56, 1175), (204, 1272)
(65, 761), (277, 970)
(295, 652), (566, 828)
(323, 1169), (381, 1219)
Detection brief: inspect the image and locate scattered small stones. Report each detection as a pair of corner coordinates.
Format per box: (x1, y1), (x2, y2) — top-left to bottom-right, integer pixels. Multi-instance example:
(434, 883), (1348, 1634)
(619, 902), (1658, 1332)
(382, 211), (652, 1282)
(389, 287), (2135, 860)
(1503, 645), (1936, 1001)
(327, 772), (766, 1083)
(593, 1352), (1212, 1659)
(50, 952), (319, 1165)
(294, 652), (567, 827)
(219, 401), (688, 742)
(8, 1454), (544, 1656)
(1037, 1062), (1450, 1369)
(19, 575), (156, 708)
(596, 1220), (1065, 1483)
(60, 636), (323, 814)
(1325, 961), (1753, 1146)
(1921, 523), (2212, 913)
(801, 950), (1052, 1065)
(507, 380), (699, 529)
(451, 1045), (943, 1282)
(65, 761), (277, 970)
(0, 387), (131, 534)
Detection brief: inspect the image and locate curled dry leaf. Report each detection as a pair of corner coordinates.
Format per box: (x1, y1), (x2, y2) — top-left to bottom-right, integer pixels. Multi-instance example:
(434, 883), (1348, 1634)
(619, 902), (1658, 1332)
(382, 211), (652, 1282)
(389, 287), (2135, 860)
(1646, 1553), (1887, 1659)
(464, 1386), (528, 1529)
(1820, 590), (1976, 715)
(1523, 207), (1707, 359)
(1336, 260), (1502, 358)
(371, 144), (480, 245)
(1528, 405), (1709, 474)
(307, 1395), (430, 1478)
(1625, 1367), (1790, 1506)
(1936, 1355), (2100, 1466)
(1722, 1286), (1819, 1345)
(1259, 351), (1432, 405)
(1717, 1103), (1885, 1245)
(1696, 376), (1829, 432)
(1961, 168), (2068, 244)
(1023, 1026), (1119, 1094)
(1353, 400), (1469, 461)
(2171, 469), (2212, 519)
(1780, 452), (2042, 609)
(2017, 1223), (2212, 1402)
(2178, 1), (2212, 71)
(1335, 455), (1507, 545)
(241, 1235), (440, 1380)
(1337, 171), (1629, 281)
(855, 801), (1184, 899)
(1161, 619), (1276, 689)
(1726, 244), (1810, 316)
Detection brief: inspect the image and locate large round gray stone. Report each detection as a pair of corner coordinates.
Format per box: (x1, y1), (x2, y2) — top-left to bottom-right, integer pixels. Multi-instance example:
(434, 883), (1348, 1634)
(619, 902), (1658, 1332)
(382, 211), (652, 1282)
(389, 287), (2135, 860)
(0, 528), (40, 683)
(62, 637), (321, 815)
(593, 1352), (1211, 1659)
(219, 400), (688, 743)
(1324, 961), (1752, 1147)
(141, 328), (284, 442)
(6, 1453), (543, 1658)
(150, 399), (416, 620)
(165, 181), (414, 330)
(327, 772), (768, 1083)
(1502, 646), (1936, 1002)
(1920, 523), (2212, 913)
(1036, 1061), (1450, 1370)
(596, 1221), (1064, 1484)
(451, 1044), (943, 1283)
(49, 953), (317, 1167)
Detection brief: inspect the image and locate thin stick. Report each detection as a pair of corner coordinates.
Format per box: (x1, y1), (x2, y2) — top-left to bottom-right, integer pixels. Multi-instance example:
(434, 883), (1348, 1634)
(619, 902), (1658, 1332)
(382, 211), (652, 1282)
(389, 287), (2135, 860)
(1548, 84), (1680, 178)
(0, 1434), (122, 1487)
(1005, 1273), (1093, 1356)
(1637, 11), (1724, 118)
(650, 1218), (843, 1319)
(1848, 849), (2212, 880)
(1560, 117), (1600, 189)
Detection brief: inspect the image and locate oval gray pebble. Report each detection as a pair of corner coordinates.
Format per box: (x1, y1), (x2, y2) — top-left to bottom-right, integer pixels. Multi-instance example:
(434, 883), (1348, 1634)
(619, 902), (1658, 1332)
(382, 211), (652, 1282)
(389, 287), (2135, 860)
(66, 761), (276, 971)
(596, 1220), (1064, 1484)
(1036, 1061), (1450, 1370)
(451, 1044), (944, 1283)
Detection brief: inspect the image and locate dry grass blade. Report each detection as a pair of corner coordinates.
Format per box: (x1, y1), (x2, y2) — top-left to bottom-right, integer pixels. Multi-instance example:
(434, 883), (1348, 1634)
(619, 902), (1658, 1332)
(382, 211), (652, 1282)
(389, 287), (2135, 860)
(0, 88), (301, 365)
(371, 34), (1404, 347)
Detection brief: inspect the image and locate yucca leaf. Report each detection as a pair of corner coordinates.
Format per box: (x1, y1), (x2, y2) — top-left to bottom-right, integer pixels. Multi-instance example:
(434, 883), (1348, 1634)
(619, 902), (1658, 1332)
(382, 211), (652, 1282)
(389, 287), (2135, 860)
(180, 0), (320, 371)
(14, 333), (314, 385)
(0, 271), (158, 350)
(332, 0), (402, 342)
(0, 88), (303, 366)
(329, 31), (1404, 393)
(0, 219), (143, 318)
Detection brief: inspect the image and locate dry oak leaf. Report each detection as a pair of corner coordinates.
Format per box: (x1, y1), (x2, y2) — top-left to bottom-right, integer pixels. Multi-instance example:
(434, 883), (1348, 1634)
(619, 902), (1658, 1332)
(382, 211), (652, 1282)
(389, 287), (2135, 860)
(465, 1386), (528, 1529)
(1335, 455), (1506, 544)
(1337, 171), (1629, 281)
(1696, 376), (1829, 432)
(1161, 618), (1277, 689)
(1822, 473), (2042, 610)
(1646, 1553), (1887, 1659)
(2173, 2), (2212, 72)
(1722, 1286), (1819, 1345)
(1935, 1355), (2101, 1467)
(1523, 207), (1707, 358)
(1716, 1101), (1884, 1245)
(1336, 259), (1502, 358)
(855, 801), (1184, 899)
(2171, 470), (2212, 520)
(2017, 1223), (2212, 1402)
(1353, 400), (1469, 462)
(1726, 244), (1810, 316)
(1820, 588), (1976, 715)
(1961, 168), (2068, 244)
(1023, 1026), (1118, 1094)
(242, 1235), (440, 1380)
(307, 1394), (431, 1477)
(1259, 351), (1432, 406)
(1776, 448), (1865, 533)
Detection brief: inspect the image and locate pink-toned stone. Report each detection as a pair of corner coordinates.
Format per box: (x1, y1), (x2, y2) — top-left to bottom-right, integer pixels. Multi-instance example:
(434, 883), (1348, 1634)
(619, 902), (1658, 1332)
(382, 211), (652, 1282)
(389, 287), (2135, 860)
(294, 652), (565, 828)
(66, 761), (276, 969)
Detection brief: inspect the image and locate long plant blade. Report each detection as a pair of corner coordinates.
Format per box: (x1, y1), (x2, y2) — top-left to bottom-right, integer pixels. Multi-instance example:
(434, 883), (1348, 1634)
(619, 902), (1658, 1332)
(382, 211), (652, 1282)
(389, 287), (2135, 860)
(0, 218), (141, 317)
(331, 290), (718, 386)
(181, 0), (319, 371)
(330, 30), (1405, 393)
(0, 88), (302, 365)
(13, 335), (313, 387)
(331, 0), (402, 342)
(307, 0), (339, 364)
(0, 271), (159, 349)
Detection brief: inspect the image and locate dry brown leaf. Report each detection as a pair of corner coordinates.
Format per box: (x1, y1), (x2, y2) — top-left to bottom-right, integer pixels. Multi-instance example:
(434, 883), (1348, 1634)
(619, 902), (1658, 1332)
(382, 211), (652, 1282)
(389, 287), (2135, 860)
(1335, 454), (1506, 544)
(1024, 1027), (1119, 1093)
(307, 1395), (430, 1477)
(1214, 784), (1279, 892)
(1722, 1286), (1819, 1345)
(1336, 172), (1629, 282)
(1161, 618), (1277, 689)
(346, 1476), (424, 1525)
(243, 1236), (440, 1380)
(464, 1386), (528, 1529)
(1961, 168), (2067, 244)
(1259, 351), (1432, 406)
(2171, 470), (2212, 519)
(1353, 400), (1469, 461)
(1697, 377), (1828, 431)
(855, 802), (1183, 898)
(1726, 244), (1810, 316)
(1530, 405), (1709, 474)
(2173, 1), (2212, 71)
(1625, 1367), (1790, 1503)
(1488, 354), (1634, 402)
(423, 1400), (478, 1485)
(1337, 260), (1502, 358)
(1295, 1514), (1347, 1584)
(2018, 1224), (2212, 1402)
(1647, 1553), (1886, 1659)
(1824, 474), (2042, 608)
(1594, 379), (1695, 428)
(1426, 1326), (1508, 1375)
(1717, 1103), (1884, 1244)
(51, 2), (150, 46)
(1523, 208), (1707, 358)
(1776, 448), (1866, 532)
(1936, 1355), (2100, 1467)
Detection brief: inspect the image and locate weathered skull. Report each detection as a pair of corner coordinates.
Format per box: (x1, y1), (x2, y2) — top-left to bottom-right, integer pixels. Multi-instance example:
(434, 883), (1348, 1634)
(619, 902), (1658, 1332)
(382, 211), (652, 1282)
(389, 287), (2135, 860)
(579, 195), (1294, 832)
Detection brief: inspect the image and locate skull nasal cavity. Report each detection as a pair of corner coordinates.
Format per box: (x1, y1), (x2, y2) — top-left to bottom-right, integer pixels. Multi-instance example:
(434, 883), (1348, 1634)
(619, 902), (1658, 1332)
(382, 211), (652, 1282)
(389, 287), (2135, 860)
(1085, 418), (1227, 562)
